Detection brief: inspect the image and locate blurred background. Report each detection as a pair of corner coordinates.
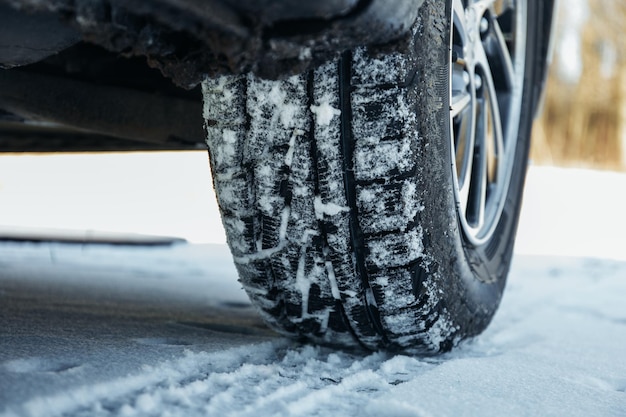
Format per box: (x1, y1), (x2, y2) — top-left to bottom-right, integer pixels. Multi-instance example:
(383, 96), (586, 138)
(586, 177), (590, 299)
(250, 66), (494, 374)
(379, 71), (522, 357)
(532, 0), (626, 171)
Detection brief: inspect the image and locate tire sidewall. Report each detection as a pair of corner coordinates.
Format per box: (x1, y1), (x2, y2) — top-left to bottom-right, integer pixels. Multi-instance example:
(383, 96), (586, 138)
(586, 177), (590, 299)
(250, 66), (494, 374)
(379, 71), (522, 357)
(414, 0), (540, 339)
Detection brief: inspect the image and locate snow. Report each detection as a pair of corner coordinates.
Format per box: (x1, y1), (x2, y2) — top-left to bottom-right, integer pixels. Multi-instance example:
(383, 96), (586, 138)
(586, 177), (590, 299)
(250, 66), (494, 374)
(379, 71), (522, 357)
(247, 75), (306, 133)
(366, 230), (423, 269)
(268, 80), (302, 129)
(313, 196), (349, 220)
(1, 156), (626, 416)
(515, 166), (626, 261)
(213, 129), (237, 167)
(0, 152), (225, 245)
(310, 100), (341, 127)
(283, 129), (303, 167)
(324, 257), (342, 300)
(2, 248), (626, 416)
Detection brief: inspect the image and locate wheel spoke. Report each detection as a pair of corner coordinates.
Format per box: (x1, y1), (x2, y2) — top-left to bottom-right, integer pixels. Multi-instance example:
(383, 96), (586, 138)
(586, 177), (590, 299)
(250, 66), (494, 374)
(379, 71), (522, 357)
(453, 68), (478, 204)
(467, 94), (489, 230)
(451, 90), (472, 118)
(452, 0), (469, 41)
(471, 0), (497, 16)
(488, 79), (506, 187)
(488, 17), (516, 90)
(456, 103), (475, 203)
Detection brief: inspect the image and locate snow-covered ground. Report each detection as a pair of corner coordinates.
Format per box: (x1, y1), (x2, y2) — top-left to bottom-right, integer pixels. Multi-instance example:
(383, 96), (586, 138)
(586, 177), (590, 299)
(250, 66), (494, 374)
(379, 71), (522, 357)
(1, 153), (626, 416)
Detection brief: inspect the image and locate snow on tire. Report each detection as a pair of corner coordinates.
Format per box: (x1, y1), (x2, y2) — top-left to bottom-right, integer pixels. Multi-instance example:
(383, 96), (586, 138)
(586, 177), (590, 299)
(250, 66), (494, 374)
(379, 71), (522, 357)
(203, 0), (541, 353)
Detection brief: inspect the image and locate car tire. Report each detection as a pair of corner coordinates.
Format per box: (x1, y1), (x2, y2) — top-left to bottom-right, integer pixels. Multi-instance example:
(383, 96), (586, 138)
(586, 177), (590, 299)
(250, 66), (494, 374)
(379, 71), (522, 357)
(203, 0), (542, 353)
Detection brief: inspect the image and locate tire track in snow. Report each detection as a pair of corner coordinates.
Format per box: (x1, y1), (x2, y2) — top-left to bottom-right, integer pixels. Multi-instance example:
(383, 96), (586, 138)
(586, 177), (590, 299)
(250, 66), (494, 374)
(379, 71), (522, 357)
(2, 341), (436, 417)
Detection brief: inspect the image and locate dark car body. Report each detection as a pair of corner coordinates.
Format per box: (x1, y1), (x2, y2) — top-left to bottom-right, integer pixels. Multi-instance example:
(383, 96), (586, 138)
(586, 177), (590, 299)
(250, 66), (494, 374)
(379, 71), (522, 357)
(0, 0), (556, 152)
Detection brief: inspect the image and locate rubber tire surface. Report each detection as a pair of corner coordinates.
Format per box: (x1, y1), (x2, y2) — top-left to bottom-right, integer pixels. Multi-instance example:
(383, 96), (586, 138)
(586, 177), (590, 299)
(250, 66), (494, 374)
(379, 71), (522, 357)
(203, 0), (541, 353)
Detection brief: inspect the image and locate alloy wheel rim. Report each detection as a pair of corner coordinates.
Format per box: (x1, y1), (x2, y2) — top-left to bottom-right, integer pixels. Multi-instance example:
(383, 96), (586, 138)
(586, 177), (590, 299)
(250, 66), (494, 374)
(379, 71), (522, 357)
(449, 0), (527, 245)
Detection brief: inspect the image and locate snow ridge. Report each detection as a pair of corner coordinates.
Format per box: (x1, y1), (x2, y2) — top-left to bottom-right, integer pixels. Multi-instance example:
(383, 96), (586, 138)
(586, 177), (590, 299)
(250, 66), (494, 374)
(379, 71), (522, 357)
(2, 342), (435, 417)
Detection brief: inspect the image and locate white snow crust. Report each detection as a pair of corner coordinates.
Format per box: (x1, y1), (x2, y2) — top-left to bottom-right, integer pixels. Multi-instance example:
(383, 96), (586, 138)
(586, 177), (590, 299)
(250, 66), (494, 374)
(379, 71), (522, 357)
(2, 249), (626, 417)
(310, 100), (341, 127)
(313, 196), (349, 220)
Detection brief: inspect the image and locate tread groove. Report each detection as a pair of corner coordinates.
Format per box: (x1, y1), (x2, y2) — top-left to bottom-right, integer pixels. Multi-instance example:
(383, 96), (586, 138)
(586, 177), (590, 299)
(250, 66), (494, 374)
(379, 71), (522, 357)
(306, 69), (361, 343)
(338, 51), (389, 346)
